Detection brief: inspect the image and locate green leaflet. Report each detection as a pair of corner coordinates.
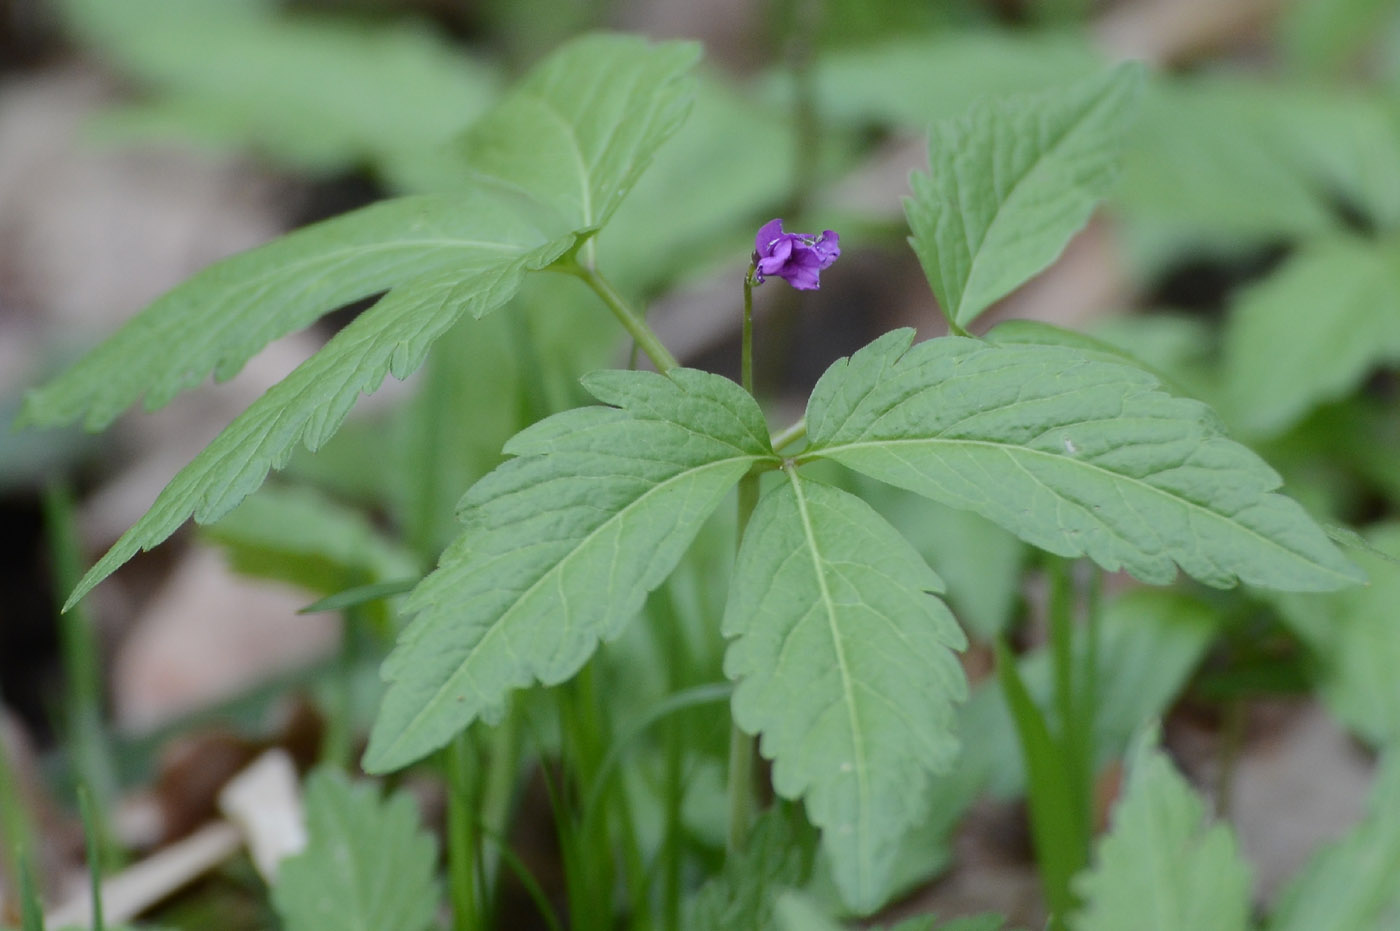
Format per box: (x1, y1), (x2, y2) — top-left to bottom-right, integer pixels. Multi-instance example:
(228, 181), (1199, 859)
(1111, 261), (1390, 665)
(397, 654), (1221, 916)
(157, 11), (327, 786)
(1072, 735), (1253, 931)
(365, 368), (776, 772)
(802, 330), (1363, 592)
(456, 33), (700, 233)
(21, 34), (701, 607)
(1223, 237), (1400, 438)
(905, 63), (1143, 330)
(1269, 754), (1400, 931)
(271, 769), (439, 931)
(683, 810), (812, 931)
(723, 473), (967, 913)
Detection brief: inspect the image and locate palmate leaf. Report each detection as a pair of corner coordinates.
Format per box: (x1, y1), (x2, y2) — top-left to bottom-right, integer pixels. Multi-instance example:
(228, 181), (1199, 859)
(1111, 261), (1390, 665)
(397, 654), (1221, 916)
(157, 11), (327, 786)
(1223, 237), (1400, 438)
(905, 63), (1143, 330)
(723, 472), (967, 913)
(1072, 735), (1252, 931)
(20, 34), (700, 607)
(271, 769), (439, 931)
(803, 330), (1362, 591)
(365, 368), (776, 772)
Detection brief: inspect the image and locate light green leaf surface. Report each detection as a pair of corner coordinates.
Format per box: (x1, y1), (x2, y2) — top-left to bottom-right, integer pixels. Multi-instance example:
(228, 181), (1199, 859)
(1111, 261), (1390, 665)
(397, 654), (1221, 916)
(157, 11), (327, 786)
(1072, 736), (1252, 931)
(455, 33), (699, 233)
(204, 484), (419, 595)
(1223, 237), (1400, 438)
(856, 477), (1024, 640)
(905, 63), (1143, 329)
(1273, 523), (1400, 746)
(367, 368), (775, 772)
(723, 473), (967, 913)
(21, 34), (700, 607)
(1269, 754), (1400, 931)
(803, 330), (1362, 591)
(271, 769), (438, 931)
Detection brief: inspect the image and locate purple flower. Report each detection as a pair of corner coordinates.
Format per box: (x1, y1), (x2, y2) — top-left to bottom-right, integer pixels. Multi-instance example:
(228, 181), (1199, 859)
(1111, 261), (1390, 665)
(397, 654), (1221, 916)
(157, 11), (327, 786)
(752, 219), (840, 290)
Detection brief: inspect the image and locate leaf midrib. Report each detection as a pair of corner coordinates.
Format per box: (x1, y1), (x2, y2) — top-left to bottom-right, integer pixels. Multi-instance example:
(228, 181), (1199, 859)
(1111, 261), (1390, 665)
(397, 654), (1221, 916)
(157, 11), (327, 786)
(808, 435), (1354, 582)
(378, 450), (771, 763)
(785, 470), (873, 893)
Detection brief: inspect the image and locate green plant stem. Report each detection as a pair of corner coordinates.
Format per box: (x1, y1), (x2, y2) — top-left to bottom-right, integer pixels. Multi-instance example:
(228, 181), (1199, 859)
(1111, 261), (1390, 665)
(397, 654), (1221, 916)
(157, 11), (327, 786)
(1048, 561), (1091, 845)
(445, 733), (482, 931)
(995, 637), (1084, 930)
(571, 263), (678, 374)
(42, 483), (120, 868)
(727, 272), (763, 856)
(770, 418), (807, 453)
(477, 699), (521, 917)
(77, 786), (106, 931)
(742, 273), (756, 395)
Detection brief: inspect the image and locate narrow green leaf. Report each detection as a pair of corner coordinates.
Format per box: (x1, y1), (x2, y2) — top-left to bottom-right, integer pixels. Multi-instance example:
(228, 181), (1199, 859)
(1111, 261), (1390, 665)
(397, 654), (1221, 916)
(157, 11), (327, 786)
(905, 63), (1143, 329)
(366, 368), (775, 772)
(723, 472), (967, 913)
(994, 639), (1085, 923)
(298, 579), (418, 615)
(804, 330), (1363, 591)
(1269, 754), (1400, 931)
(1073, 735), (1253, 931)
(1273, 523), (1400, 746)
(20, 192), (565, 432)
(271, 768), (439, 931)
(1223, 237), (1400, 438)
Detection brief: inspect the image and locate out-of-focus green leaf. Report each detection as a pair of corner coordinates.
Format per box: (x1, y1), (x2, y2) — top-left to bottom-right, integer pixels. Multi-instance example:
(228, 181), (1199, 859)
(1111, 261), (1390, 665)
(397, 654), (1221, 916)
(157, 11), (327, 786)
(684, 811), (813, 931)
(1072, 735), (1252, 931)
(204, 484), (419, 594)
(1223, 237), (1400, 438)
(64, 0), (499, 186)
(906, 64), (1143, 328)
(272, 769), (439, 931)
(1273, 523), (1400, 746)
(1269, 753), (1400, 930)
(808, 31), (1104, 130)
(1277, 0), (1400, 75)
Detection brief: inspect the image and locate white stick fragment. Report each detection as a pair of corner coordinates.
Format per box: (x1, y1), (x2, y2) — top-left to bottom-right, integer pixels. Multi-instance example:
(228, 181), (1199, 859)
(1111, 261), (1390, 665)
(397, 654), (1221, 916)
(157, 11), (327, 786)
(45, 821), (242, 928)
(216, 748), (307, 882)
(45, 749), (309, 927)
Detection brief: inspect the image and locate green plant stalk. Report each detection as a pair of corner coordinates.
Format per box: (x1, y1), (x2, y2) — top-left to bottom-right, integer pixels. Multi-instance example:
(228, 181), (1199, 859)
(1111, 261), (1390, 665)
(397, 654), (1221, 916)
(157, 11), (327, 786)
(42, 483), (120, 868)
(995, 637), (1086, 930)
(557, 665), (614, 931)
(445, 733), (482, 931)
(476, 698), (522, 917)
(727, 270), (763, 856)
(19, 854), (46, 931)
(77, 786), (106, 931)
(770, 417), (807, 453)
(571, 262), (679, 374)
(1048, 560), (1092, 846)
